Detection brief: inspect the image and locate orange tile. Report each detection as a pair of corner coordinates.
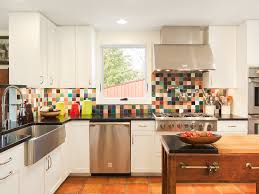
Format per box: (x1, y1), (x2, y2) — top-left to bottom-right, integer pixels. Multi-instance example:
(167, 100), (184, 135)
(237, 183), (256, 194)
(86, 177), (108, 184)
(193, 184), (221, 194)
(176, 184), (196, 194)
(81, 183), (103, 193)
(127, 177), (149, 184)
(215, 184), (243, 194)
(65, 176), (87, 184)
(149, 183), (162, 193)
(107, 177), (127, 184)
(148, 177), (162, 183)
(128, 183), (148, 193)
(101, 184), (125, 194)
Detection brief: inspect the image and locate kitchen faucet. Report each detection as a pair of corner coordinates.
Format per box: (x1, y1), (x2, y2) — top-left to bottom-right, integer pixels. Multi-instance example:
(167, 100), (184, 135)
(1, 85), (24, 128)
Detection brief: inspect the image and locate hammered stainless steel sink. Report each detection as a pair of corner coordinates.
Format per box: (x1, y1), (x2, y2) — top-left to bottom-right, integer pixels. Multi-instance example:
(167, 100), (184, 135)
(14, 125), (66, 166)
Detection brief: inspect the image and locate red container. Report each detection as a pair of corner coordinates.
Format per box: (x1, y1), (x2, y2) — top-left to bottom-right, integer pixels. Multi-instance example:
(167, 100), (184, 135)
(70, 103), (80, 116)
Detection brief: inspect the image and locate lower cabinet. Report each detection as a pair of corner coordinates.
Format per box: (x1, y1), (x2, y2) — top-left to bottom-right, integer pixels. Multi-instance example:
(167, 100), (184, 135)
(131, 121), (161, 174)
(20, 145), (64, 194)
(0, 144), (24, 194)
(217, 120), (248, 135)
(65, 121), (90, 174)
(0, 171), (19, 194)
(45, 146), (64, 194)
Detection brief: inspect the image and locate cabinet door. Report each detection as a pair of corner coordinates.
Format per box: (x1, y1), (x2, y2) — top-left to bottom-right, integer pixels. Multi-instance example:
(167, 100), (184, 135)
(0, 171), (19, 194)
(20, 157), (45, 194)
(204, 26), (237, 88)
(47, 21), (59, 88)
(131, 131), (155, 173)
(45, 146), (63, 194)
(9, 13), (42, 87)
(58, 26), (76, 88)
(76, 26), (95, 88)
(153, 134), (162, 173)
(66, 121), (90, 173)
(247, 21), (259, 65)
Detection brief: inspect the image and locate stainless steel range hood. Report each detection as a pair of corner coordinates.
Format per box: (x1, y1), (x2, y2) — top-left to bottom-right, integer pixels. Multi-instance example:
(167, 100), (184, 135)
(154, 26), (215, 72)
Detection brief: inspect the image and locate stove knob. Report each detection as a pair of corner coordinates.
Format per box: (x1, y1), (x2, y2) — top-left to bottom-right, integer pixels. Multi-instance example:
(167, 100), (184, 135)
(207, 124), (212, 131)
(198, 123), (204, 131)
(184, 124), (189, 129)
(191, 123), (195, 129)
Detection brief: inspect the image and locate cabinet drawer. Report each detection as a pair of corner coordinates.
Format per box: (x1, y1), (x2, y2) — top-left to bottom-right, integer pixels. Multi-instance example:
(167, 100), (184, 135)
(175, 155), (221, 181)
(131, 121), (155, 131)
(0, 144), (24, 175)
(217, 121), (248, 133)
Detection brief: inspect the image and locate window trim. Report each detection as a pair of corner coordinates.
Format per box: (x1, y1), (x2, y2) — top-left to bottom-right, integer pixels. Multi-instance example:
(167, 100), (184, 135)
(96, 44), (151, 105)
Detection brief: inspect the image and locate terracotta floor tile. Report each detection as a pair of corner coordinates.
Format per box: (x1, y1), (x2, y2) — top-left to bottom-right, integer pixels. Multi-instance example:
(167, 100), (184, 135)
(56, 182), (83, 194)
(149, 183), (162, 193)
(80, 184), (103, 193)
(85, 177), (108, 184)
(193, 184), (221, 194)
(66, 176), (88, 184)
(127, 177), (149, 184)
(148, 177), (162, 183)
(237, 183), (256, 194)
(107, 177), (127, 184)
(215, 184), (243, 194)
(128, 183), (149, 193)
(176, 184), (196, 194)
(101, 184), (125, 194)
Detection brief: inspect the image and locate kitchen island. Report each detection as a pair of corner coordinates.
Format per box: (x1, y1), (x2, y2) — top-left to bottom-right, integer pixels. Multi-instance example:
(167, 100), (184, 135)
(161, 135), (259, 194)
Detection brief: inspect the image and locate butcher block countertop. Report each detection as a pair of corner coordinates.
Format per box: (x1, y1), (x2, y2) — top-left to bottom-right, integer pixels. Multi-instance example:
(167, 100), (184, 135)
(213, 135), (259, 154)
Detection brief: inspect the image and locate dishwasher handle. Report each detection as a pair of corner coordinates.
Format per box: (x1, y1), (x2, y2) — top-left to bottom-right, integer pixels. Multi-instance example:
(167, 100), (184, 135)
(90, 122), (130, 126)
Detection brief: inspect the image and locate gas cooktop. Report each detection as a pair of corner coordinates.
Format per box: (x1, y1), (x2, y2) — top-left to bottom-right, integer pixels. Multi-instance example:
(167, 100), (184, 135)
(153, 112), (218, 132)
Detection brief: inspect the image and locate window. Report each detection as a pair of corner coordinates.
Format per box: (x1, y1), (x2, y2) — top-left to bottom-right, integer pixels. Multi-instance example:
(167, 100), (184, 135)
(97, 45), (150, 104)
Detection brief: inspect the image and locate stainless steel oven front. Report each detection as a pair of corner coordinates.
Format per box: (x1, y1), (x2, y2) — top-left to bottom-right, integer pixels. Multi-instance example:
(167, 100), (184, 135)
(248, 115), (259, 134)
(248, 67), (259, 114)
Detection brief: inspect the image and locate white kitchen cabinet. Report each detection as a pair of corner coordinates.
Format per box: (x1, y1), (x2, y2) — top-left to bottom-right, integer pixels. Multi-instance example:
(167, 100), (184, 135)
(58, 26), (96, 88)
(58, 26), (76, 88)
(246, 20), (259, 65)
(217, 120), (248, 135)
(0, 171), (19, 194)
(131, 121), (161, 174)
(65, 121), (90, 174)
(45, 146), (64, 194)
(0, 144), (24, 194)
(20, 157), (45, 194)
(9, 12), (58, 88)
(203, 26), (237, 88)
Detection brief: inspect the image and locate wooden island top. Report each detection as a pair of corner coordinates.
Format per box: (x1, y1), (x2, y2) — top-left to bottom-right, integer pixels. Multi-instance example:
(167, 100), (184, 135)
(213, 135), (259, 154)
(161, 135), (259, 194)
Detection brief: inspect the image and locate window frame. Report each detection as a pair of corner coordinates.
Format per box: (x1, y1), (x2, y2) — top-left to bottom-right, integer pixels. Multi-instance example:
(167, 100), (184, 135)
(96, 44), (151, 105)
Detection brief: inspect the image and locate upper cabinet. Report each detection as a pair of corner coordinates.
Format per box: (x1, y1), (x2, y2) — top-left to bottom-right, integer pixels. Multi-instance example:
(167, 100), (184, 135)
(9, 12), (96, 88)
(203, 26), (237, 88)
(244, 20), (259, 65)
(9, 12), (59, 88)
(58, 26), (96, 88)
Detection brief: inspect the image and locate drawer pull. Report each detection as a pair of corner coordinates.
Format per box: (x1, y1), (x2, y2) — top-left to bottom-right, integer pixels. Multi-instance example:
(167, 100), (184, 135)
(246, 163), (259, 170)
(0, 157), (12, 166)
(138, 125), (147, 127)
(179, 162), (219, 173)
(0, 171), (13, 181)
(228, 126), (237, 128)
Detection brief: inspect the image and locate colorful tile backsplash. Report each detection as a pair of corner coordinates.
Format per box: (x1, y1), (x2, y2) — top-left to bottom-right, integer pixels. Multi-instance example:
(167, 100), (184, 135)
(25, 72), (225, 115)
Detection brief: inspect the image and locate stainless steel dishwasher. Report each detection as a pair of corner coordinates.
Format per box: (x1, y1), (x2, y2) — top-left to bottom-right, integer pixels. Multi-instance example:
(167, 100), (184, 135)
(90, 122), (130, 174)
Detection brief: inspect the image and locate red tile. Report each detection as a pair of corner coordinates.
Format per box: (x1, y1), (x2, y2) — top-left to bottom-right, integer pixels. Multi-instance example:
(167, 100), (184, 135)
(215, 184), (243, 194)
(128, 183), (148, 193)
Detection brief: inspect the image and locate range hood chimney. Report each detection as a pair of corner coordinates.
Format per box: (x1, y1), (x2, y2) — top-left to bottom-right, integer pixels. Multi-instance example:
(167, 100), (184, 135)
(154, 26), (215, 72)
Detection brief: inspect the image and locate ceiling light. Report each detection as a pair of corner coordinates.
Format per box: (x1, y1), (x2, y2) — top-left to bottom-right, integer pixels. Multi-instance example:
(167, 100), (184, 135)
(116, 19), (128, 25)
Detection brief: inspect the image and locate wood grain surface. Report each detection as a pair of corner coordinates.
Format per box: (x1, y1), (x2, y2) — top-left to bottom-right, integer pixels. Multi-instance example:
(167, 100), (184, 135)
(213, 135), (259, 154)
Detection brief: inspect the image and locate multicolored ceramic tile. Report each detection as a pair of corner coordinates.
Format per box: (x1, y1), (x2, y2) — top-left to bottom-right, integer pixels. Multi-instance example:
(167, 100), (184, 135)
(24, 72), (226, 115)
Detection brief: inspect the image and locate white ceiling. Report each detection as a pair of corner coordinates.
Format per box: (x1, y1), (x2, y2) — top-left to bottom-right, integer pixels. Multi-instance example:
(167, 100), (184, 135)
(1, 0), (259, 30)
